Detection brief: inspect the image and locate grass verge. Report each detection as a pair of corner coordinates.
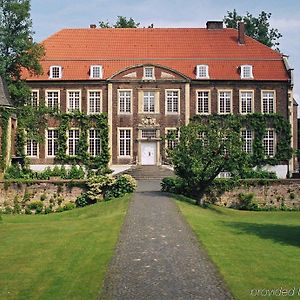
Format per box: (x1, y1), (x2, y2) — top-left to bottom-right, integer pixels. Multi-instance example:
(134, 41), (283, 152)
(176, 199), (300, 300)
(0, 194), (130, 300)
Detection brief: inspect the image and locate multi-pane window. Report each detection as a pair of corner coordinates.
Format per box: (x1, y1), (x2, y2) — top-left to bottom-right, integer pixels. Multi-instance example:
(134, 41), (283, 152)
(67, 91), (81, 112)
(90, 65), (103, 79)
(141, 129), (156, 139)
(166, 129), (179, 150)
(119, 90), (132, 113)
(119, 129), (131, 156)
(143, 91), (155, 113)
(240, 91), (253, 114)
(144, 67), (155, 79)
(50, 66), (62, 79)
(197, 91), (209, 114)
(241, 65), (253, 79)
(263, 130), (275, 157)
(46, 91), (60, 110)
(218, 91), (232, 114)
(241, 130), (253, 153)
(196, 65), (209, 79)
(89, 129), (101, 156)
(262, 91), (275, 114)
(30, 90), (39, 107)
(68, 129), (80, 156)
(26, 139), (38, 157)
(47, 129), (58, 157)
(166, 90), (179, 113)
(88, 91), (102, 114)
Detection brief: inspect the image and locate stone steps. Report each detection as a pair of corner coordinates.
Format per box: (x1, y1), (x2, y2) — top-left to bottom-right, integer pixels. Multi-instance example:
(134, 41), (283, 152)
(123, 165), (174, 180)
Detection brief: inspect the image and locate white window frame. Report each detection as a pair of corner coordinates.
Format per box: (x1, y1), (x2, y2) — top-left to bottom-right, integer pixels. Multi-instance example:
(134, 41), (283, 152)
(118, 128), (132, 158)
(46, 128), (59, 158)
(241, 129), (253, 154)
(141, 129), (157, 139)
(89, 128), (102, 157)
(261, 90), (276, 114)
(87, 90), (102, 114)
(30, 89), (39, 107)
(67, 90), (81, 113)
(165, 128), (179, 152)
(26, 139), (39, 158)
(196, 90), (210, 115)
(263, 129), (276, 157)
(90, 65), (103, 79)
(143, 66), (155, 80)
(67, 128), (80, 156)
(196, 65), (209, 79)
(165, 89), (180, 115)
(118, 89), (132, 114)
(49, 66), (62, 79)
(143, 91), (155, 113)
(241, 65), (253, 79)
(45, 90), (60, 110)
(239, 90), (254, 114)
(218, 90), (232, 114)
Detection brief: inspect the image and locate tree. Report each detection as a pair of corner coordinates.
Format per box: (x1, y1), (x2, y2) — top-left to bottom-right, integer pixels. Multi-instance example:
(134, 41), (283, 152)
(224, 10), (282, 49)
(99, 16), (153, 28)
(0, 0), (44, 104)
(169, 117), (246, 205)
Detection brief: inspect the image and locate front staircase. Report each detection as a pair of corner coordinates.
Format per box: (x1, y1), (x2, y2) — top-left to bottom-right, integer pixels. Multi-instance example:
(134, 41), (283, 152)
(122, 165), (174, 180)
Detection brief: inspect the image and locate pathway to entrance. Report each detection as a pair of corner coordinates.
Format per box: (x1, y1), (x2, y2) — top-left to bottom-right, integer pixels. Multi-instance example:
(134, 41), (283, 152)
(100, 181), (233, 300)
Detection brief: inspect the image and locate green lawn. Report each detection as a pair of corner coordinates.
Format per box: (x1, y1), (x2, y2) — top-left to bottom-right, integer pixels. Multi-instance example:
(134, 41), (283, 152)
(177, 199), (300, 300)
(0, 195), (130, 300)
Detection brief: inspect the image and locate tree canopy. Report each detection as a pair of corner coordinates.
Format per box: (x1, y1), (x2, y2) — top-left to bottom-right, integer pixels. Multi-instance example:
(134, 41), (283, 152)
(99, 16), (153, 28)
(0, 0), (44, 104)
(224, 9), (282, 49)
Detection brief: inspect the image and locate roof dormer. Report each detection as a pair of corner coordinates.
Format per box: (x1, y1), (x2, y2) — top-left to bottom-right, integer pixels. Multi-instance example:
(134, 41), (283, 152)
(196, 65), (209, 79)
(240, 65), (253, 79)
(90, 65), (103, 79)
(49, 66), (62, 79)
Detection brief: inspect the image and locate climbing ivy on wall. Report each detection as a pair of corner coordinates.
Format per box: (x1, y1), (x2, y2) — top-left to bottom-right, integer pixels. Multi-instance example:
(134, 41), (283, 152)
(0, 108), (11, 171)
(191, 113), (292, 167)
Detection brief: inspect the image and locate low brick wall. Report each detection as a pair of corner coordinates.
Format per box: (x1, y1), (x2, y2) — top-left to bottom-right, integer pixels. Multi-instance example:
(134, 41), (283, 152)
(216, 179), (300, 209)
(0, 180), (86, 212)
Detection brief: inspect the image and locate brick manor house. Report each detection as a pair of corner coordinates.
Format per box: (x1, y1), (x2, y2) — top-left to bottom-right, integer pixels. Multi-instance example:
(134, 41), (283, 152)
(22, 21), (297, 178)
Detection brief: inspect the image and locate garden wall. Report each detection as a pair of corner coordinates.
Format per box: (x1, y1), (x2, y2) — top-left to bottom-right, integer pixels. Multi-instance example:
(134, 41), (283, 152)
(215, 179), (300, 209)
(0, 180), (86, 213)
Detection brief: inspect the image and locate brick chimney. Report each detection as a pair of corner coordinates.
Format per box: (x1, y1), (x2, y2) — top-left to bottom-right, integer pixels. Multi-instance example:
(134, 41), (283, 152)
(238, 21), (245, 44)
(90, 24), (97, 29)
(206, 21), (223, 29)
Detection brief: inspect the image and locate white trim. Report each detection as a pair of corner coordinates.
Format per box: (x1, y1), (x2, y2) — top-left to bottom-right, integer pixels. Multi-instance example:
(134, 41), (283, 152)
(117, 127), (133, 158)
(45, 128), (59, 158)
(263, 128), (276, 158)
(45, 89), (60, 110)
(196, 65), (209, 79)
(241, 128), (253, 154)
(217, 89), (233, 114)
(90, 65), (103, 79)
(261, 90), (276, 114)
(196, 89), (211, 115)
(118, 89), (133, 115)
(240, 65), (253, 79)
(143, 66), (155, 80)
(25, 138), (39, 158)
(67, 89), (82, 112)
(67, 128), (80, 156)
(88, 128), (102, 157)
(165, 127), (179, 153)
(239, 90), (254, 114)
(49, 65), (62, 79)
(165, 89), (180, 115)
(30, 89), (39, 107)
(87, 89), (102, 114)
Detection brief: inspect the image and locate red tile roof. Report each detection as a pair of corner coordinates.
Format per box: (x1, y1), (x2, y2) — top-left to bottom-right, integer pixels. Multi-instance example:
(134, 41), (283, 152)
(23, 28), (289, 81)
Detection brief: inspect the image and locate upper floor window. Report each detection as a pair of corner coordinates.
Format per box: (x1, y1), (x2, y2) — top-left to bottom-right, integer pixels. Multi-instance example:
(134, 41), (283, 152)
(67, 90), (81, 112)
(241, 65), (253, 79)
(196, 90), (210, 114)
(166, 90), (179, 114)
(88, 90), (102, 114)
(143, 91), (155, 113)
(50, 66), (62, 79)
(143, 67), (155, 80)
(262, 91), (275, 114)
(240, 91), (254, 114)
(46, 90), (60, 110)
(218, 91), (232, 114)
(196, 65), (209, 79)
(30, 90), (39, 107)
(118, 90), (132, 114)
(90, 65), (103, 79)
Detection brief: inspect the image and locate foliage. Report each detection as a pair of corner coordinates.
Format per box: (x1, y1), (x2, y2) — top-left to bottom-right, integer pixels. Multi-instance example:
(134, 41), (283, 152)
(0, 0), (45, 105)
(99, 16), (141, 28)
(86, 175), (115, 202)
(106, 174), (137, 199)
(75, 193), (91, 207)
(4, 163), (34, 179)
(237, 193), (259, 210)
(0, 108), (10, 170)
(27, 200), (43, 214)
(238, 167), (277, 179)
(67, 165), (85, 179)
(63, 203), (75, 211)
(161, 176), (185, 194)
(224, 9), (282, 49)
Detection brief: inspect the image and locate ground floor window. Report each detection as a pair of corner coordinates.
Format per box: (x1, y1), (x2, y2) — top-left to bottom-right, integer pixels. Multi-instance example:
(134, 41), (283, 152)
(68, 129), (80, 156)
(47, 129), (58, 157)
(26, 139), (38, 157)
(241, 129), (253, 154)
(119, 129), (131, 156)
(263, 129), (275, 157)
(89, 129), (101, 156)
(166, 129), (179, 150)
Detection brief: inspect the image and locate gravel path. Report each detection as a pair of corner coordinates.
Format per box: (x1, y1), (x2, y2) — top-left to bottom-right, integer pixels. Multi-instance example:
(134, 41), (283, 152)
(100, 180), (234, 300)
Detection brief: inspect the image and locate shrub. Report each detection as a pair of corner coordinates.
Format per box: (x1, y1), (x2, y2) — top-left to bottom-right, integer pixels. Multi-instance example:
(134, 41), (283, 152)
(4, 164), (34, 179)
(161, 177), (184, 194)
(67, 165), (85, 179)
(238, 193), (259, 211)
(63, 203), (75, 211)
(4, 206), (13, 214)
(25, 207), (32, 215)
(40, 193), (47, 201)
(44, 207), (53, 214)
(27, 201), (44, 214)
(108, 174), (137, 199)
(86, 175), (115, 202)
(55, 206), (64, 213)
(75, 193), (91, 207)
(238, 167), (277, 179)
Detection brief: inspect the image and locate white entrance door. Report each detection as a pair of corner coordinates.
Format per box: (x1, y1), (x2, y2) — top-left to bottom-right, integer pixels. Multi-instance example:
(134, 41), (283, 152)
(141, 142), (156, 165)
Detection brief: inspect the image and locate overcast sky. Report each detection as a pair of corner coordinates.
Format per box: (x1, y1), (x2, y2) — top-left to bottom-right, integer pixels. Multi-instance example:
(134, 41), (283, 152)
(30, 0), (300, 104)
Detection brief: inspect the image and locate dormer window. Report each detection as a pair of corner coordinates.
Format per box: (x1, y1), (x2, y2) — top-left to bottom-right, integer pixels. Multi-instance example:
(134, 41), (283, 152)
(90, 65), (103, 79)
(196, 65), (209, 79)
(143, 66), (155, 80)
(241, 65), (253, 79)
(50, 66), (62, 79)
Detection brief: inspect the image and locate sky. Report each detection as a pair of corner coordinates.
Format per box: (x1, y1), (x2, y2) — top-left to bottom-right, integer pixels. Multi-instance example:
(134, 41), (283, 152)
(30, 0), (300, 105)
